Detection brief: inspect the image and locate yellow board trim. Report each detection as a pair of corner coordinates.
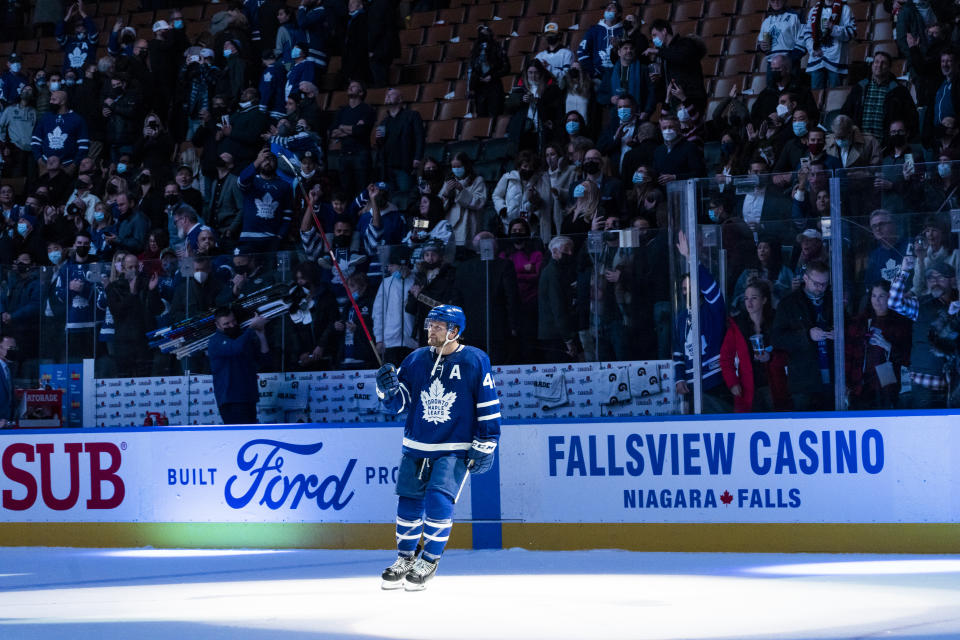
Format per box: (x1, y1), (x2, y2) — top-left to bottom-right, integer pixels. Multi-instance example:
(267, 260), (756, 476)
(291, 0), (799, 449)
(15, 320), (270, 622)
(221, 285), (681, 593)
(1, 523), (958, 553)
(0, 523), (470, 551)
(502, 523), (960, 554)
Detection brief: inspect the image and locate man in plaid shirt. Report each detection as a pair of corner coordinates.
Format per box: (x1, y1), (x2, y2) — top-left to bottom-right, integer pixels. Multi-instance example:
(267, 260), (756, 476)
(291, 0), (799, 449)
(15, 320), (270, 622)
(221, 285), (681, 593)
(888, 257), (958, 408)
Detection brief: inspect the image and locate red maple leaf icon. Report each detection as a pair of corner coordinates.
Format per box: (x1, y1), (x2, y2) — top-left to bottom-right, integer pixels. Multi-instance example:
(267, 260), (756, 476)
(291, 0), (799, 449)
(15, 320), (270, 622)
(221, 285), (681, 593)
(720, 490), (733, 505)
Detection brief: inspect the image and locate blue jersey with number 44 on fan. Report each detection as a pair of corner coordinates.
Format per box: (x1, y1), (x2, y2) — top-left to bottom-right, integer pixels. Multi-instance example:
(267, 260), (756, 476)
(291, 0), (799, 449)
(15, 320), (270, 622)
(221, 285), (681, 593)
(379, 344), (501, 459)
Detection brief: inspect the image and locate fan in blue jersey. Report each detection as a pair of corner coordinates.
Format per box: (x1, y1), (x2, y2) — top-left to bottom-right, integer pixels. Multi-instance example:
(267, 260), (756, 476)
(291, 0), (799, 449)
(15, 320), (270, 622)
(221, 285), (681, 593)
(375, 304), (501, 591)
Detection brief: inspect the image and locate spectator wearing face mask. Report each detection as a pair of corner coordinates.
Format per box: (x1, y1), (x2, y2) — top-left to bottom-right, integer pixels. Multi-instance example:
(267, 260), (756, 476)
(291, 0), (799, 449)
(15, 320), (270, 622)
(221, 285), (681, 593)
(31, 90), (89, 171)
(824, 114), (879, 169)
(208, 307), (270, 423)
(266, 118), (323, 180)
(372, 247), (418, 365)
(218, 253), (277, 305)
(55, 3), (98, 76)
(275, 6), (305, 70)
(102, 73), (143, 163)
(467, 24), (511, 118)
(652, 114), (706, 186)
(175, 54), (215, 140)
(0, 53), (27, 108)
(65, 173), (99, 223)
(598, 41), (655, 118)
(535, 23), (575, 83)
(284, 260), (337, 370)
(439, 152), (487, 248)
(217, 87), (271, 169)
(11, 214), (45, 264)
(1, 252), (43, 371)
(598, 94), (648, 176)
(569, 147), (622, 220)
(285, 42), (319, 102)
(576, 1), (624, 85)
(644, 19), (707, 114)
(750, 55), (820, 129)
(170, 257), (227, 374)
(50, 230), (98, 361)
(405, 240), (457, 346)
(217, 39), (249, 102)
(873, 121), (925, 215)
(493, 150), (555, 243)
(316, 217), (369, 313)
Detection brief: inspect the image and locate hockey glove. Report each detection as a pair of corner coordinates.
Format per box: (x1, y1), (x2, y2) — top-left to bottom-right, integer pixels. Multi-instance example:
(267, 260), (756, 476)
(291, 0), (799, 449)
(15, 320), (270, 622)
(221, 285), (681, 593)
(466, 439), (497, 475)
(375, 363), (400, 399)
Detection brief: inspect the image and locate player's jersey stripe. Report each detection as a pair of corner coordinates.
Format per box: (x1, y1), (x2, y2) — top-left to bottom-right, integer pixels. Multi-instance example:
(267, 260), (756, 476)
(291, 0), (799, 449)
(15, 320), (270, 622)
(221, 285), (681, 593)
(477, 412), (501, 421)
(476, 399), (499, 407)
(402, 437), (472, 451)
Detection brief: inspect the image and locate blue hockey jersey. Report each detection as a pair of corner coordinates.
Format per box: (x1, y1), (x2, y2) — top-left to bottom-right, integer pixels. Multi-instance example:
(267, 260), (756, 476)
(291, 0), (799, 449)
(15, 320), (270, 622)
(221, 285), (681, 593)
(237, 163), (294, 243)
(31, 110), (89, 165)
(380, 344), (501, 459)
(258, 61), (287, 118)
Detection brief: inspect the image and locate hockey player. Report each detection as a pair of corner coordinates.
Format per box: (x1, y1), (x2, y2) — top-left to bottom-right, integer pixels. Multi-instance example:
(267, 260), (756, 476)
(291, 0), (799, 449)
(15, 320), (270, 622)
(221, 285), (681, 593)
(375, 304), (500, 591)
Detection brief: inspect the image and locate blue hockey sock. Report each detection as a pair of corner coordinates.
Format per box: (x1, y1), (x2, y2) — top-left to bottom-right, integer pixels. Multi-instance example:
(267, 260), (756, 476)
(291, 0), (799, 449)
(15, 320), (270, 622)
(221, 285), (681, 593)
(396, 496), (425, 556)
(421, 491), (455, 561)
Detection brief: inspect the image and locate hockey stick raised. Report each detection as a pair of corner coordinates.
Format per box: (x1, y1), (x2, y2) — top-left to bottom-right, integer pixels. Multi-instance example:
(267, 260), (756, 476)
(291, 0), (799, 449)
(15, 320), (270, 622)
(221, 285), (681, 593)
(278, 154), (382, 367)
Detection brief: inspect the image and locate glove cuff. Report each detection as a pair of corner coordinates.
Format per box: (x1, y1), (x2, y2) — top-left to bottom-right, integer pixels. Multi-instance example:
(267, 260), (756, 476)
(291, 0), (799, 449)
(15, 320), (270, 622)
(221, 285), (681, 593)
(471, 439), (497, 454)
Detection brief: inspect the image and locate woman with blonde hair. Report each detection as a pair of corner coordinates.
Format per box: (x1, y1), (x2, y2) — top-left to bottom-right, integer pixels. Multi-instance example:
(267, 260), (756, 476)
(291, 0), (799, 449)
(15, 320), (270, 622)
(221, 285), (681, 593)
(561, 179), (603, 245)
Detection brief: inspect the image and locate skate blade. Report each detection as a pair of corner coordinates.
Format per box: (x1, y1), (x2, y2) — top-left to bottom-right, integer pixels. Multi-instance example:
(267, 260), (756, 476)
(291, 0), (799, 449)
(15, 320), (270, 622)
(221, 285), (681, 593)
(402, 580), (427, 591)
(381, 580), (405, 590)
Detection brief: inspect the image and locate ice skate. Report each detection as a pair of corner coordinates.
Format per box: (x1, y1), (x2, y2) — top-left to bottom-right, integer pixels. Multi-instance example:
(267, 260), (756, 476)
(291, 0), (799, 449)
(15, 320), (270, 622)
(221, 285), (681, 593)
(381, 555), (416, 590)
(402, 557), (438, 591)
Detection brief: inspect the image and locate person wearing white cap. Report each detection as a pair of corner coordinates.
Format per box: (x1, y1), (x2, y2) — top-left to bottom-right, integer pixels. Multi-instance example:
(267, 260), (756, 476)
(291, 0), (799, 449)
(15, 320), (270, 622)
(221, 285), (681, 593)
(148, 13), (188, 121)
(535, 23), (574, 82)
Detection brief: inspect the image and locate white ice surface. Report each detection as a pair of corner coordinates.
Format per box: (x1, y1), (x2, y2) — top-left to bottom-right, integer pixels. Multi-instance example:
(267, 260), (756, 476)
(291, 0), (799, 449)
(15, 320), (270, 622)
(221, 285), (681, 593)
(0, 547), (959, 639)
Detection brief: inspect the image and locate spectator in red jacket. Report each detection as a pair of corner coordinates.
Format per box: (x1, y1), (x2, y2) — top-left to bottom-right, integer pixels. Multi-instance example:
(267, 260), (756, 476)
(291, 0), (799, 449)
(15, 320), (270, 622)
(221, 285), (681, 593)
(720, 280), (775, 412)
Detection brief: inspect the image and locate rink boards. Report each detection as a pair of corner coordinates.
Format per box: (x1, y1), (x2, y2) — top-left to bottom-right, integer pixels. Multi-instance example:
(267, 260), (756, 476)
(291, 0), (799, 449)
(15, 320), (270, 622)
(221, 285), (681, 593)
(0, 411), (959, 552)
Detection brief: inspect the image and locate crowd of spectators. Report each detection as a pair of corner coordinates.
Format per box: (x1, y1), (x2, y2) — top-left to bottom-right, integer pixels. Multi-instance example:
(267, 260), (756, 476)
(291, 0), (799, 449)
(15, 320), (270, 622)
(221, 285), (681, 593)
(0, 0), (956, 414)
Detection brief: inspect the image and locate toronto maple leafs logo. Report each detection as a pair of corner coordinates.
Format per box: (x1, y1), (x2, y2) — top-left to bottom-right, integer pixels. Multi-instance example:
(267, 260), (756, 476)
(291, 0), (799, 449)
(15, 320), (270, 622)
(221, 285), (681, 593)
(420, 378), (456, 424)
(263, 71), (272, 83)
(881, 258), (900, 282)
(68, 46), (86, 68)
(47, 126), (67, 150)
(255, 193), (279, 219)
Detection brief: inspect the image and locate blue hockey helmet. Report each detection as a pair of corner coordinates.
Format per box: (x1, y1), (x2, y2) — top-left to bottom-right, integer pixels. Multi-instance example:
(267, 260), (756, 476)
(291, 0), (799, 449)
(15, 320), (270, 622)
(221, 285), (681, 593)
(425, 304), (466, 339)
